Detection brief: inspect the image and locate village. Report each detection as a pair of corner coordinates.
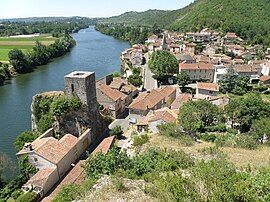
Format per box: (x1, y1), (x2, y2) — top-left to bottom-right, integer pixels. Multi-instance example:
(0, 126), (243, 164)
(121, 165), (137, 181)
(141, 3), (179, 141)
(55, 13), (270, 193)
(13, 28), (270, 201)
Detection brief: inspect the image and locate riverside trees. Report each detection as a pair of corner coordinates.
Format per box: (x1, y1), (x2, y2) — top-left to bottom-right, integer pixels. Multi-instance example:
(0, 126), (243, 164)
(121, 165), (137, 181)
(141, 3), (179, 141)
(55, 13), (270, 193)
(8, 35), (75, 74)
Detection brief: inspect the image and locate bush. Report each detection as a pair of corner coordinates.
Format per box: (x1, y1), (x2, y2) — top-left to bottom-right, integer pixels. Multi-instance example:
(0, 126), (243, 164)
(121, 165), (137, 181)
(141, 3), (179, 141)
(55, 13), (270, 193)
(50, 96), (82, 116)
(234, 134), (258, 150)
(205, 124), (227, 132)
(109, 126), (123, 140)
(16, 192), (37, 202)
(37, 114), (53, 133)
(133, 134), (149, 147)
(199, 133), (218, 142)
(14, 131), (39, 151)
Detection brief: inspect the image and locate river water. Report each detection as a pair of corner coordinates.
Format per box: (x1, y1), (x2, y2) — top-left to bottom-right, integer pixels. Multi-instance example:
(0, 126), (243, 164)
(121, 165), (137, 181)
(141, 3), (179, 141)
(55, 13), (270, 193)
(0, 26), (130, 162)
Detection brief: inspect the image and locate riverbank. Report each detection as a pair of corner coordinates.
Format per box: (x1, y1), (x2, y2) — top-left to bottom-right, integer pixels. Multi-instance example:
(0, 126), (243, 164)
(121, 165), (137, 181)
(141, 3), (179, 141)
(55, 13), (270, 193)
(0, 26), (130, 163)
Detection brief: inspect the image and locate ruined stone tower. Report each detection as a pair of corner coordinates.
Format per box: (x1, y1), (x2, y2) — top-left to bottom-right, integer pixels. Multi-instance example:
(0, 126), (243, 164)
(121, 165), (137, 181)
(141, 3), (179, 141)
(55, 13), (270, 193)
(64, 71), (98, 113)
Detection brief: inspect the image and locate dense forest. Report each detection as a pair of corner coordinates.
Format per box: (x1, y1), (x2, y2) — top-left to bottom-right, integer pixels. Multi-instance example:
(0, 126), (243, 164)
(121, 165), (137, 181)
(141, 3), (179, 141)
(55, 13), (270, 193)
(99, 0), (270, 46)
(95, 23), (161, 44)
(0, 17), (94, 36)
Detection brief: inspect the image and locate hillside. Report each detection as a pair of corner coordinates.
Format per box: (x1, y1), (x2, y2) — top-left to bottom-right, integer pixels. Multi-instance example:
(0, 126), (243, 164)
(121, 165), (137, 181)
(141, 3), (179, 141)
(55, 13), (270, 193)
(99, 0), (270, 46)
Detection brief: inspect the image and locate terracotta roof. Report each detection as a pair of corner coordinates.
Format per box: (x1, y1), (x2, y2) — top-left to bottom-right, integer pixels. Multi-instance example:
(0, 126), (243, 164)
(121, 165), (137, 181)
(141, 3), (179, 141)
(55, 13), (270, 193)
(197, 82), (219, 92)
(260, 76), (270, 82)
(99, 84), (127, 101)
(234, 64), (259, 73)
(148, 34), (158, 40)
(109, 77), (126, 90)
(129, 86), (175, 110)
(170, 94), (192, 110)
(26, 168), (56, 188)
(137, 107), (178, 125)
(179, 62), (214, 70)
(195, 55), (211, 63)
(35, 135), (78, 164)
(92, 136), (115, 155)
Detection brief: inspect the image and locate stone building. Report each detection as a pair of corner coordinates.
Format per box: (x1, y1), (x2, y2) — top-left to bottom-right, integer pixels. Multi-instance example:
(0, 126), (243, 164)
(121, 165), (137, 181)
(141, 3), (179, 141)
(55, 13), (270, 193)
(65, 71), (98, 113)
(196, 82), (219, 100)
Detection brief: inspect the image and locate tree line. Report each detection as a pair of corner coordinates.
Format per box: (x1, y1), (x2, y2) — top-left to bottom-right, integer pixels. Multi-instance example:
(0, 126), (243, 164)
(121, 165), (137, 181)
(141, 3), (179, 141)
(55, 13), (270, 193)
(95, 23), (162, 45)
(0, 17), (92, 37)
(8, 35), (75, 74)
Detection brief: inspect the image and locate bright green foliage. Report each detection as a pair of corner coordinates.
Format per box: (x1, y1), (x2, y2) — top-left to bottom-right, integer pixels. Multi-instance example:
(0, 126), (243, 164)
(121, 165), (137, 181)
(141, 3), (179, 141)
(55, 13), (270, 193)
(148, 50), (178, 79)
(177, 71), (190, 87)
(14, 131), (39, 151)
(84, 147), (193, 180)
(16, 192), (37, 202)
(37, 114), (54, 133)
(50, 96), (82, 116)
(109, 126), (123, 140)
(179, 100), (221, 133)
(8, 49), (31, 73)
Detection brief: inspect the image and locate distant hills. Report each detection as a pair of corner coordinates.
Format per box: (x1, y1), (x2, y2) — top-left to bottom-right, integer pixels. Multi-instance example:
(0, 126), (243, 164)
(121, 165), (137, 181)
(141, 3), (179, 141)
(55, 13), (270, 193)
(99, 0), (270, 46)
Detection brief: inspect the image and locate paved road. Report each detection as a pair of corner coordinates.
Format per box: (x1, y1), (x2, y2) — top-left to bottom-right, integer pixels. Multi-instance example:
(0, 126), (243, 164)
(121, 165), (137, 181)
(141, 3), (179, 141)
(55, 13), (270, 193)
(143, 64), (158, 90)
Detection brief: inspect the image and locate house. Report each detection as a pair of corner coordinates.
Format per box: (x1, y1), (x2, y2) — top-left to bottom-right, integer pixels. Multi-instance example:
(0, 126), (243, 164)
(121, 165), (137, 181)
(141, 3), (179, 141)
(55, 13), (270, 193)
(195, 55), (211, 63)
(97, 84), (129, 118)
(193, 32), (211, 43)
(17, 128), (93, 198)
(109, 77), (139, 98)
(169, 43), (181, 54)
(146, 34), (158, 43)
(185, 42), (197, 55)
(213, 64), (228, 83)
(260, 76), (270, 84)
(128, 86), (176, 118)
(136, 107), (179, 133)
(225, 44), (245, 56)
(234, 64), (261, 82)
(196, 82), (219, 99)
(259, 62), (270, 76)
(120, 47), (144, 71)
(175, 54), (196, 64)
(224, 32), (240, 44)
(179, 62), (215, 82)
(170, 94), (192, 110)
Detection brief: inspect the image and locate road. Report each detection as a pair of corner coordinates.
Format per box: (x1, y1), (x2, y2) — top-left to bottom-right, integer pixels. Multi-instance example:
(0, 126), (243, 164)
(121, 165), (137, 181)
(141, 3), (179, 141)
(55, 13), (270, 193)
(143, 64), (158, 90)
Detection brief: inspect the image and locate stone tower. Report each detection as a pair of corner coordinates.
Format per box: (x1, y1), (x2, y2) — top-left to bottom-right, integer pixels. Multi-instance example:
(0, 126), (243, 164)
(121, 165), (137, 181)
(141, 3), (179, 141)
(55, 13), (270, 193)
(64, 71), (98, 113)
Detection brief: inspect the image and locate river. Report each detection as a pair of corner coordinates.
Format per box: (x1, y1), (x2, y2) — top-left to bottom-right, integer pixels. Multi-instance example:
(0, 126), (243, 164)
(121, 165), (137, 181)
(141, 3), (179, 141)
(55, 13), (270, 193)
(0, 26), (130, 163)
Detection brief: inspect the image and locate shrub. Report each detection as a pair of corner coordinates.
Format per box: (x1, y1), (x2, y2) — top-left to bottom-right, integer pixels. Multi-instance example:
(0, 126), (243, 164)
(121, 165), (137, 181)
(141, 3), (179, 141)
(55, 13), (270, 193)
(199, 133), (218, 142)
(133, 134), (149, 147)
(16, 192), (37, 202)
(37, 114), (53, 133)
(205, 124), (227, 132)
(109, 126), (123, 140)
(50, 96), (82, 116)
(14, 131), (39, 151)
(234, 134), (258, 150)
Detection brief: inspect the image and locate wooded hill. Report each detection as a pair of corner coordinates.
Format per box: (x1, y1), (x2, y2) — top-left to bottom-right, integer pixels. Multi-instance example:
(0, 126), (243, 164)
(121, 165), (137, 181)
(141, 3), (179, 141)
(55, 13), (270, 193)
(99, 0), (270, 46)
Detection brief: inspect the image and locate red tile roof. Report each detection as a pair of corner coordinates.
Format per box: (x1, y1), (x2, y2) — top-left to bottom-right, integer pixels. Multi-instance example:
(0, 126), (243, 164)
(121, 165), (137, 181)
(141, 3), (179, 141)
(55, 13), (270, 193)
(179, 62), (214, 70)
(197, 82), (219, 92)
(99, 84), (127, 101)
(92, 136), (115, 155)
(260, 75), (270, 82)
(170, 94), (192, 109)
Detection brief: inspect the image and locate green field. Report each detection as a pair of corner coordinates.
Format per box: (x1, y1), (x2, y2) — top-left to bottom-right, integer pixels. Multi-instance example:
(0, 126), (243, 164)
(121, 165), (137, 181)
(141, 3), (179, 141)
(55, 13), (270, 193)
(0, 34), (56, 62)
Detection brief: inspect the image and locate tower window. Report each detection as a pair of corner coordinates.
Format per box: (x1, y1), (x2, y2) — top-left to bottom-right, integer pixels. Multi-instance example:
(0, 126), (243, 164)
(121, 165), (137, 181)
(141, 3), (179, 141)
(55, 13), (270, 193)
(71, 84), (75, 93)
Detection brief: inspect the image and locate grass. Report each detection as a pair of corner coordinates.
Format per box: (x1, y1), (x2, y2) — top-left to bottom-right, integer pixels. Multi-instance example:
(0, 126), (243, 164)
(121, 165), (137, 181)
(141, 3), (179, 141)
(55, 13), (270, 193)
(145, 133), (270, 170)
(0, 34), (56, 61)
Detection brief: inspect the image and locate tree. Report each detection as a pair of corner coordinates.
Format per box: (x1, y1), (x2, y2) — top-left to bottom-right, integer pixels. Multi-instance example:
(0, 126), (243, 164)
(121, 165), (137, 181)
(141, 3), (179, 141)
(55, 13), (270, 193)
(179, 100), (221, 133)
(225, 94), (270, 133)
(8, 49), (31, 73)
(249, 118), (270, 143)
(219, 66), (250, 95)
(219, 66), (237, 93)
(177, 71), (190, 87)
(148, 50), (178, 79)
(14, 131), (39, 151)
(0, 153), (12, 188)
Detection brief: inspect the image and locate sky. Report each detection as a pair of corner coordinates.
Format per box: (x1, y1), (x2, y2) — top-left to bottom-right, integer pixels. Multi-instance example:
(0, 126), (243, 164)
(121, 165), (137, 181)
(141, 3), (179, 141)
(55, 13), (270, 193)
(0, 0), (194, 19)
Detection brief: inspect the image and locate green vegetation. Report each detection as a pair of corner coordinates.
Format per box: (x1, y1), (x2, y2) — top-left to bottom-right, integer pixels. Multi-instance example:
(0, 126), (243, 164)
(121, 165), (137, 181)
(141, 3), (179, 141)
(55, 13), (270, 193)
(8, 35), (75, 74)
(127, 68), (142, 87)
(0, 17), (91, 37)
(0, 63), (11, 85)
(95, 24), (153, 45)
(109, 126), (123, 140)
(16, 191), (37, 202)
(100, 0), (270, 46)
(219, 66), (251, 95)
(148, 50), (178, 82)
(132, 133), (149, 147)
(177, 71), (190, 88)
(14, 131), (39, 151)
